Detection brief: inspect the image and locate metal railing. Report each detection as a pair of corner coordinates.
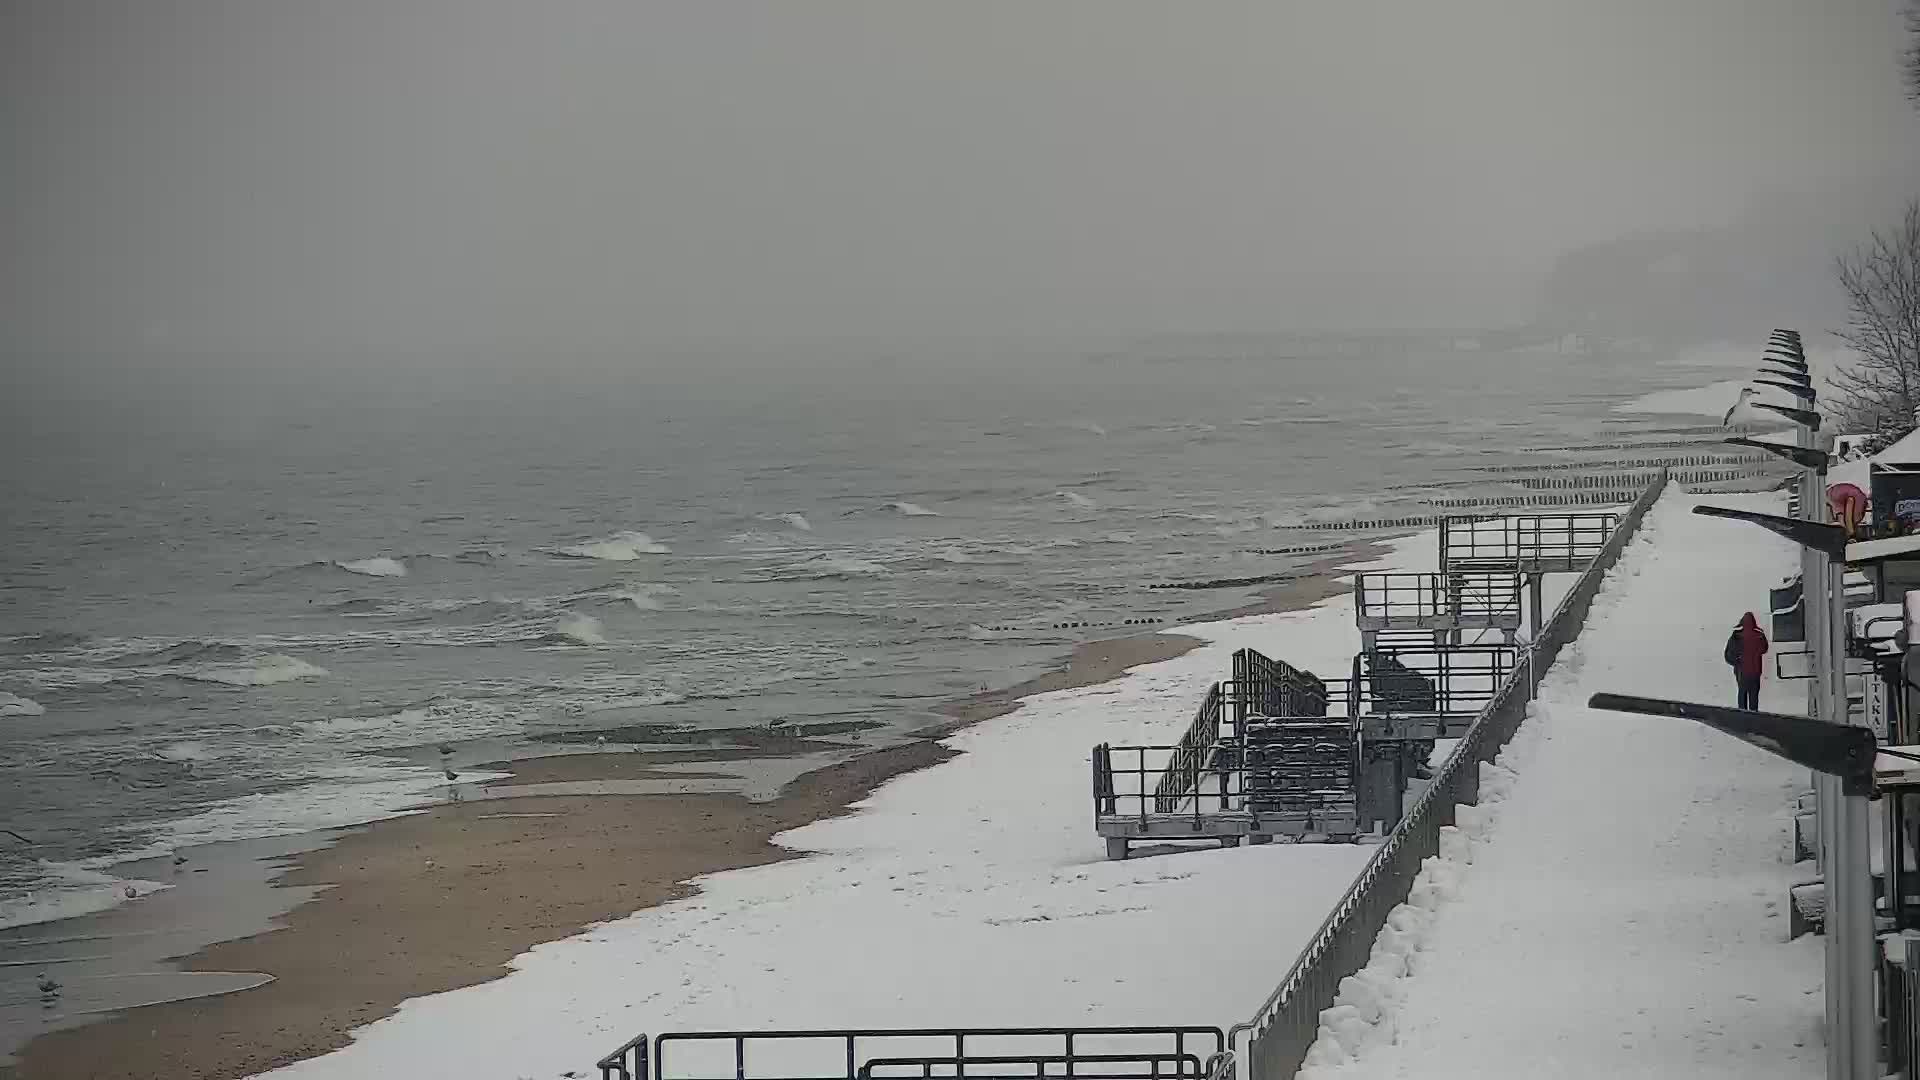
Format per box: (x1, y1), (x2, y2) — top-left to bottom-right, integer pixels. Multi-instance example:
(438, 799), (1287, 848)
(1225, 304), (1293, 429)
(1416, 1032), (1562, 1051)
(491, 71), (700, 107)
(1234, 470), (1667, 1080)
(1095, 731), (1358, 833)
(1353, 572), (1521, 629)
(1100, 743), (1241, 821)
(1151, 684), (1227, 809)
(1148, 652), (1326, 810)
(1439, 512), (1619, 572)
(1447, 571), (1523, 624)
(601, 1033), (652, 1080)
(1353, 646), (1513, 721)
(1229, 650), (1328, 725)
(856, 1054), (1206, 1080)
(613, 1027), (1225, 1080)
(1353, 574), (1450, 626)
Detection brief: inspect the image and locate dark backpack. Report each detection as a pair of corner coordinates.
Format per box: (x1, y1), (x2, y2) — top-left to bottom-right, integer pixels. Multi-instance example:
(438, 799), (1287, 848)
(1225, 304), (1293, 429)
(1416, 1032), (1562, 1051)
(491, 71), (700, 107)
(1724, 629), (1742, 667)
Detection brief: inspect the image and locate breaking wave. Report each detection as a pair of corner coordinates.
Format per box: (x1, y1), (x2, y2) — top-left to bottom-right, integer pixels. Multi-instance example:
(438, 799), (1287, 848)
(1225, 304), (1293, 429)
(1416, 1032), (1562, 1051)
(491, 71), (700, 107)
(336, 557), (408, 578)
(548, 613), (607, 645)
(1057, 491), (1098, 510)
(778, 513), (813, 532)
(180, 654), (329, 686)
(414, 598), (533, 626)
(784, 555), (892, 580)
(888, 502), (941, 517)
(328, 598), (396, 615)
(614, 584), (676, 611)
(110, 640), (247, 667)
(0, 692), (46, 716)
(553, 531), (671, 560)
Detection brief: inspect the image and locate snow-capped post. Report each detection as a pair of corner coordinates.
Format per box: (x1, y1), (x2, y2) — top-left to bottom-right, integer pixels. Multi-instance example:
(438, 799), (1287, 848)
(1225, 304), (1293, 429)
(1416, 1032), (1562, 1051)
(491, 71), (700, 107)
(1752, 401), (1822, 430)
(1756, 377), (1819, 403)
(1720, 438), (1831, 475)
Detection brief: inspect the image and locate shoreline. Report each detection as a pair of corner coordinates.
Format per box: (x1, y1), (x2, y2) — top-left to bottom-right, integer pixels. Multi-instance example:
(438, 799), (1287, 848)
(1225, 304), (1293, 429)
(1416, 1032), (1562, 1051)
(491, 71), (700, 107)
(5, 543), (1381, 1080)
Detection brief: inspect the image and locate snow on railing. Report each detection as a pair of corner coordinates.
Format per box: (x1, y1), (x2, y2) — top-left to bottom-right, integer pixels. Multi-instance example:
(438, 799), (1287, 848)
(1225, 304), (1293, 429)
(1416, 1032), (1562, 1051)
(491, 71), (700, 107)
(1229, 468), (1669, 1080)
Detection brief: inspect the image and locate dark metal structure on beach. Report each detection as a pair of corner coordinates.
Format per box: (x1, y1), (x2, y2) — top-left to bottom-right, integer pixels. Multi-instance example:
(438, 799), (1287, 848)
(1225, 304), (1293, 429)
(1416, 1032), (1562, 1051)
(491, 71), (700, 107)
(1087, 511), (1618, 857)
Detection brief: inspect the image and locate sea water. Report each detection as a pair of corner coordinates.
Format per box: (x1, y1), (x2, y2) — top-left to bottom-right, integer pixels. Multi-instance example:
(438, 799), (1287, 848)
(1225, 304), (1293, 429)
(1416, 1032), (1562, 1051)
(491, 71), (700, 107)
(0, 340), (1740, 925)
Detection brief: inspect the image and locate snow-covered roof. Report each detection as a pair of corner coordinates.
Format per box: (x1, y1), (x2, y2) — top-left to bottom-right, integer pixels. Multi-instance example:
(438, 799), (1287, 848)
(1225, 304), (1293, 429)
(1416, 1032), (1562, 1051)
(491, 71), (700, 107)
(1828, 457), (1871, 492)
(1880, 428), (1920, 464)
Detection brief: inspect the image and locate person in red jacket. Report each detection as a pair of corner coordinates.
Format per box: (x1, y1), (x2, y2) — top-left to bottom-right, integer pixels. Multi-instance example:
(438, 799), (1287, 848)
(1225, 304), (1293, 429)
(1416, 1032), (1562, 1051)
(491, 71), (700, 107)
(1724, 611), (1769, 710)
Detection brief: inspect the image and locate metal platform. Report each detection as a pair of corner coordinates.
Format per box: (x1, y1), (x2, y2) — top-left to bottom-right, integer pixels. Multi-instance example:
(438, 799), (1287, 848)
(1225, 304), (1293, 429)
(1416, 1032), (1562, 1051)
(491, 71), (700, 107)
(1352, 571), (1522, 638)
(599, 1027), (1227, 1080)
(1093, 648), (1357, 858)
(1092, 639), (1520, 855)
(1093, 731), (1360, 856)
(1150, 650), (1327, 812)
(1348, 645), (1515, 740)
(1439, 512), (1619, 575)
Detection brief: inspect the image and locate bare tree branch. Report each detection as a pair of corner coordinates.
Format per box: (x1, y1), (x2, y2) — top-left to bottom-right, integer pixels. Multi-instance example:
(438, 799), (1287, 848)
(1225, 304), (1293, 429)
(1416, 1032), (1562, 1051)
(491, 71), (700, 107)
(1828, 201), (1920, 440)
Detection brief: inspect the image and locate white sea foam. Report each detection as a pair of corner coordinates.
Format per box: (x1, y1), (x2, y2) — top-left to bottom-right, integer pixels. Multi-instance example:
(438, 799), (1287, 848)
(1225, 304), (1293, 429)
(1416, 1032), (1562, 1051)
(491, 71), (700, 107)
(0, 691), (46, 716)
(182, 654), (329, 686)
(155, 741), (214, 762)
(1057, 491), (1098, 509)
(779, 513), (814, 532)
(104, 762), (505, 862)
(788, 555), (891, 579)
(932, 547), (973, 563)
(552, 612), (607, 645)
(336, 556), (409, 578)
(555, 531), (671, 560)
(613, 584), (677, 611)
(888, 501), (941, 517)
(297, 701), (518, 749)
(0, 864), (172, 931)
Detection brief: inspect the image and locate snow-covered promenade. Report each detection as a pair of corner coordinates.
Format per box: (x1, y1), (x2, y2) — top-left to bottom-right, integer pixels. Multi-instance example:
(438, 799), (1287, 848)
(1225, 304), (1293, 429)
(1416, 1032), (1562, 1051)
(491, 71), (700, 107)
(1301, 491), (1826, 1079)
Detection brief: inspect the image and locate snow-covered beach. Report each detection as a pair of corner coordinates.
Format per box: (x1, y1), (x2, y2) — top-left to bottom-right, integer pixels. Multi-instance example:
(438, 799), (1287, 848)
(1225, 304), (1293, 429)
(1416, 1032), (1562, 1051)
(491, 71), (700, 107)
(207, 485), (1818, 1080)
(8, 361), (1822, 1080)
(6, 543), (1385, 1080)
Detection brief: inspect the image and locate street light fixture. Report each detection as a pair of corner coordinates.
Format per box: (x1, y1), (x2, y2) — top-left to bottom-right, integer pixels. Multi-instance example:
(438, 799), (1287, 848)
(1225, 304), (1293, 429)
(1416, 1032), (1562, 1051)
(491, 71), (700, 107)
(1690, 504), (1849, 555)
(1587, 693), (1875, 793)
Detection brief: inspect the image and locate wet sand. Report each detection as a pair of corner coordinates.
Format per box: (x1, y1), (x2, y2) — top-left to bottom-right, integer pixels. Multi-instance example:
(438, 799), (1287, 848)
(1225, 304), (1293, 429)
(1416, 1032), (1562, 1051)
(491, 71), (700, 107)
(8, 546), (1376, 1080)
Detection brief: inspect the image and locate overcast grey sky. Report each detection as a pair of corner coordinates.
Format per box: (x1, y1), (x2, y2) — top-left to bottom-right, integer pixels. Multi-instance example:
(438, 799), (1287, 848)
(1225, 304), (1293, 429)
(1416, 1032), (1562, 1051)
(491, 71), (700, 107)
(3, 0), (1917, 360)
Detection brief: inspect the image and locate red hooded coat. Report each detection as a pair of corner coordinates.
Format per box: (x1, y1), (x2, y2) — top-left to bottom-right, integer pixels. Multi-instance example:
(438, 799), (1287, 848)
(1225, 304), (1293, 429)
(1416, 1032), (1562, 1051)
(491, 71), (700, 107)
(1736, 612), (1768, 678)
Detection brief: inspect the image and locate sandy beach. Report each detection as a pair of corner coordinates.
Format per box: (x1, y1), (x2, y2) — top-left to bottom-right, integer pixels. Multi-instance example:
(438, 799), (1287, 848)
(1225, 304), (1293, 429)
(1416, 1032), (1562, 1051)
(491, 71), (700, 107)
(6, 548), (1370, 1080)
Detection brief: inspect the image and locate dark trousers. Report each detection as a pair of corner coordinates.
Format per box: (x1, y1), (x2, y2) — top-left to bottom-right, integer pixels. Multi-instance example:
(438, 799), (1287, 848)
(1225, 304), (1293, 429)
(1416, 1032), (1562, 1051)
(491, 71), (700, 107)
(1736, 672), (1761, 710)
